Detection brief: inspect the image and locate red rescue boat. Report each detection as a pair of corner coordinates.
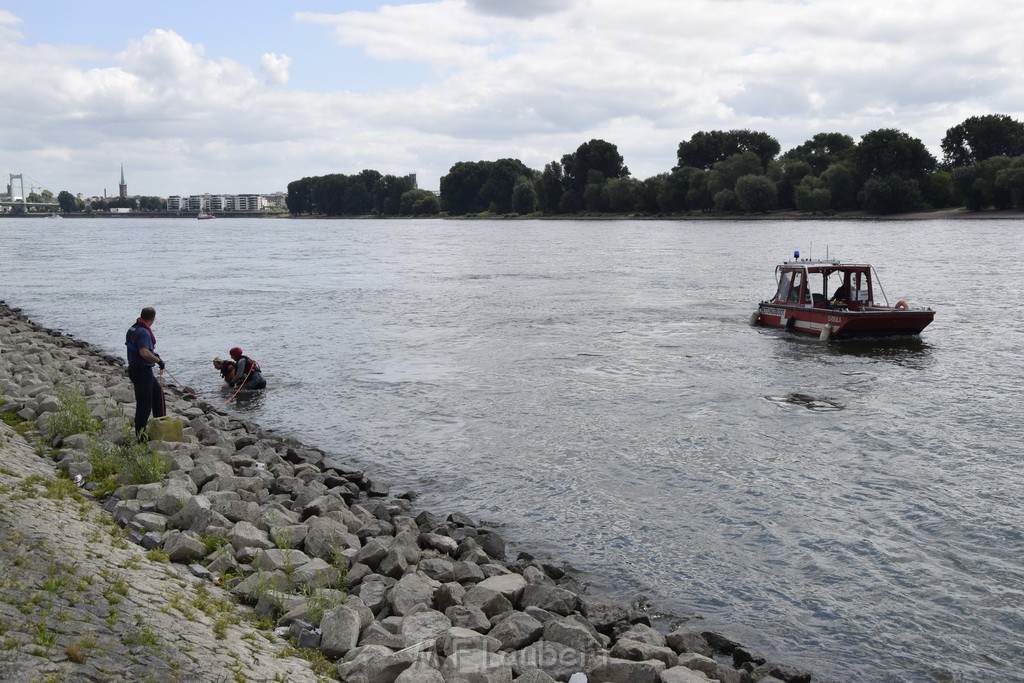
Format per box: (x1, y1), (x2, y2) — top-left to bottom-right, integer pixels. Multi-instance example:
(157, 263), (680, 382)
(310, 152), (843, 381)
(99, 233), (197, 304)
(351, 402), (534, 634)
(752, 252), (935, 340)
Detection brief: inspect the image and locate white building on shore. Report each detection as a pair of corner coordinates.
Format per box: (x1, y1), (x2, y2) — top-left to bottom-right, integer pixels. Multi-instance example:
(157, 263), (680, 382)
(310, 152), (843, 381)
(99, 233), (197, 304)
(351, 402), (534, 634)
(167, 193), (279, 213)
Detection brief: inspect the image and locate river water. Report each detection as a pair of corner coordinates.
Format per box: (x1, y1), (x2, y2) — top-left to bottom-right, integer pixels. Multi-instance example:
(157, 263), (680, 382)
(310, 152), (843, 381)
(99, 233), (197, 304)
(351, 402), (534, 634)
(1, 216), (1021, 682)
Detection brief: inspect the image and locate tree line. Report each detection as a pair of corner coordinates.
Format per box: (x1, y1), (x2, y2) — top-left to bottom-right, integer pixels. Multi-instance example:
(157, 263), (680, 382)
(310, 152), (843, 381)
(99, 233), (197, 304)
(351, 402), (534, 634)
(285, 113), (1024, 217)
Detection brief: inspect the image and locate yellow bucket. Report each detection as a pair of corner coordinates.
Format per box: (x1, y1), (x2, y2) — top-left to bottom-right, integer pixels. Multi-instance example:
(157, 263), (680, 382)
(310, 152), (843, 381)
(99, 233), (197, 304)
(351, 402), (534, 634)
(148, 416), (183, 442)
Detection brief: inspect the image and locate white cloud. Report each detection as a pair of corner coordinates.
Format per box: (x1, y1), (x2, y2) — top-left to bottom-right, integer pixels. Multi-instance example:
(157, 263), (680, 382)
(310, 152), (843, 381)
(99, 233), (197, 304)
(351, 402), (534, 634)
(260, 52), (291, 85)
(466, 0), (574, 18)
(2, 1), (1023, 195)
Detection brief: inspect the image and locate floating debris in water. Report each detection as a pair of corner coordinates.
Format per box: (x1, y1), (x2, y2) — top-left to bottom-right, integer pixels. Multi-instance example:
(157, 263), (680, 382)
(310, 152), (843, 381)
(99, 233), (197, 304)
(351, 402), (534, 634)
(764, 392), (844, 412)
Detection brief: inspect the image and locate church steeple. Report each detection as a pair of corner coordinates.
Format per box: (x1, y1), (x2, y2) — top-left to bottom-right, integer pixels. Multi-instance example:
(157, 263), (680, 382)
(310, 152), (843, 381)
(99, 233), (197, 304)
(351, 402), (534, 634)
(119, 164), (127, 199)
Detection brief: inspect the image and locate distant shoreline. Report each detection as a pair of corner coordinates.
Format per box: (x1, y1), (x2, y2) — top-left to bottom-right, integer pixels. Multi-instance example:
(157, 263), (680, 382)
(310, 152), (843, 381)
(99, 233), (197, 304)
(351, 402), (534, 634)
(3, 207), (1024, 220)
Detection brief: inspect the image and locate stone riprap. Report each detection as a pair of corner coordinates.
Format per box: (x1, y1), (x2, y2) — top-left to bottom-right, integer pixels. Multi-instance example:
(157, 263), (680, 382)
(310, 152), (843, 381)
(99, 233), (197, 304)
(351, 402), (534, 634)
(0, 300), (820, 683)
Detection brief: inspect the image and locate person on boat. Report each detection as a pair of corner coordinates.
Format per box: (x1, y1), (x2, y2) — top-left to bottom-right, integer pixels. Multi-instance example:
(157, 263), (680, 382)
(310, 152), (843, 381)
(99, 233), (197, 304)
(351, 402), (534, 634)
(125, 306), (167, 439)
(228, 346), (266, 390)
(212, 357), (236, 386)
(830, 282), (848, 305)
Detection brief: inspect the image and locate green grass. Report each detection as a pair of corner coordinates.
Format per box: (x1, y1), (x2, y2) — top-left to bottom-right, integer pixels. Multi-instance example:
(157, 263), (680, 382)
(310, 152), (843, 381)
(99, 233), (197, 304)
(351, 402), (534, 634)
(122, 625), (159, 647)
(44, 383), (101, 440)
(86, 420), (170, 495)
(277, 644), (337, 677)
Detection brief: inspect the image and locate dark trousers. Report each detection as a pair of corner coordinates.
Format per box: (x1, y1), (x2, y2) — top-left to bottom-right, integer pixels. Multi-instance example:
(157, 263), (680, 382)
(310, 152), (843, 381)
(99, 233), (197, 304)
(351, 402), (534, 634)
(128, 364), (165, 436)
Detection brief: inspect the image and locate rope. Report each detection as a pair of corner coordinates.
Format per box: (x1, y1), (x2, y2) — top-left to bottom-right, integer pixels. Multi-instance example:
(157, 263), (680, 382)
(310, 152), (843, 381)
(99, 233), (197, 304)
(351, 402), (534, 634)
(162, 362), (254, 408)
(157, 369), (168, 415)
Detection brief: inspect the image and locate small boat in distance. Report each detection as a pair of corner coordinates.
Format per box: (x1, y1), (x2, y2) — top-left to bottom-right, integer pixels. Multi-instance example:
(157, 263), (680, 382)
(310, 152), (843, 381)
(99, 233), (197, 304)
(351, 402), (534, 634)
(197, 211), (216, 220)
(751, 252), (935, 340)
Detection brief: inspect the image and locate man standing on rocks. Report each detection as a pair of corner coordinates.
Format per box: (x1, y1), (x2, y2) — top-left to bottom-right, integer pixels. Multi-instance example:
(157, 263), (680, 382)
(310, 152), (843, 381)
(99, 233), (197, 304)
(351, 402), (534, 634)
(125, 306), (166, 438)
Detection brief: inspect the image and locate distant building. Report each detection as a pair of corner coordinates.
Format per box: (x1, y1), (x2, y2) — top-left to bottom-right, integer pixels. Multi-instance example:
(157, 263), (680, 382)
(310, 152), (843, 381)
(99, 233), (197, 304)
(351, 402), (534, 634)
(164, 192), (278, 213)
(263, 192), (286, 207)
(119, 164), (127, 199)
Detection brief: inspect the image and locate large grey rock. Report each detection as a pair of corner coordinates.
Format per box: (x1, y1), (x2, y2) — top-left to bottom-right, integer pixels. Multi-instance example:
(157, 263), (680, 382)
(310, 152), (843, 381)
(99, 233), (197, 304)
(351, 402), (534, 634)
(302, 493), (347, 518)
(513, 640), (590, 681)
(666, 630), (714, 657)
(440, 648), (513, 683)
(513, 670), (559, 683)
(419, 557), (456, 583)
(320, 604), (364, 658)
(162, 530), (206, 562)
(618, 623), (666, 647)
(436, 626), (502, 657)
(334, 644), (391, 683)
(389, 572), (436, 616)
(419, 532), (458, 556)
(292, 557), (342, 589)
(581, 600), (637, 635)
(544, 618), (602, 654)
(400, 609), (452, 648)
(445, 604), (491, 633)
(394, 663), (444, 683)
(260, 505), (302, 531)
(477, 530), (506, 562)
(677, 653), (718, 677)
(231, 570), (291, 601)
(189, 460), (233, 489)
(584, 656), (665, 683)
(359, 622), (407, 649)
(518, 585), (579, 616)
(464, 586), (513, 619)
(269, 523), (308, 549)
(203, 474), (266, 494)
(304, 516), (361, 560)
(212, 498), (262, 525)
(378, 547), (409, 579)
(522, 565), (555, 587)
(356, 575), (392, 614)
(661, 666), (715, 683)
(477, 573), (527, 604)
(454, 560), (486, 584)
(131, 512), (168, 533)
(253, 548), (312, 573)
(487, 612), (544, 651)
(748, 662), (812, 683)
(353, 538), (389, 569)
(610, 638), (677, 667)
(228, 520), (274, 551)
(187, 506), (233, 535)
(435, 582), (467, 612)
(155, 478), (198, 515)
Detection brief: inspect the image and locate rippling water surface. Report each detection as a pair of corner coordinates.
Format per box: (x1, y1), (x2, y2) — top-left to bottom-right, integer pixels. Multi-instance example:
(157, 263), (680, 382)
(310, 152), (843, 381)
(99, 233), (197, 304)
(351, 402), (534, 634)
(2, 216), (1022, 682)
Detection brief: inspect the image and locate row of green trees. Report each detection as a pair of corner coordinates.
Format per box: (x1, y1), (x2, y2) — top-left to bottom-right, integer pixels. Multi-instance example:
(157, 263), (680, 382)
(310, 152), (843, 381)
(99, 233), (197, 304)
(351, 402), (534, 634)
(285, 170), (438, 216)
(54, 192), (166, 213)
(283, 113), (1024, 217)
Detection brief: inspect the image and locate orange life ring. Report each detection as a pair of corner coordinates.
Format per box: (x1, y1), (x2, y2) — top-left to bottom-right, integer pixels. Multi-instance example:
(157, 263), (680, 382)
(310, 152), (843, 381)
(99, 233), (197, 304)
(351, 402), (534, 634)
(895, 300), (909, 310)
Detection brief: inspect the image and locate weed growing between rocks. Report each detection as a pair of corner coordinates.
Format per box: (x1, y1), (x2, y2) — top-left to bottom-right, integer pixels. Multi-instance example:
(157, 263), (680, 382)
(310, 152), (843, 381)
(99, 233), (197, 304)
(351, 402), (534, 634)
(277, 644), (336, 678)
(44, 382), (100, 441)
(86, 421), (171, 496)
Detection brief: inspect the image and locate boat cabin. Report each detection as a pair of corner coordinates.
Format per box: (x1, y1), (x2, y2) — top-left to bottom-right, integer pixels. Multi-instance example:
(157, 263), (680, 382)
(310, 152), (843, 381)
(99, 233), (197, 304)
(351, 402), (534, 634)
(755, 252), (934, 338)
(770, 259), (882, 311)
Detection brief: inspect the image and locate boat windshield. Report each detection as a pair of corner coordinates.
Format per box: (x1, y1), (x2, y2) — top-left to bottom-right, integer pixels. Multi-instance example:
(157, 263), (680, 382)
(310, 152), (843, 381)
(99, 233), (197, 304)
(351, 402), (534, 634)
(774, 269), (811, 304)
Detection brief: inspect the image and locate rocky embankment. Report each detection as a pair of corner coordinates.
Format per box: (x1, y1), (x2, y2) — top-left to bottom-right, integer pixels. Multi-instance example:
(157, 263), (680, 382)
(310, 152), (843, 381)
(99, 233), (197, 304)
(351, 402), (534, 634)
(0, 300), (819, 683)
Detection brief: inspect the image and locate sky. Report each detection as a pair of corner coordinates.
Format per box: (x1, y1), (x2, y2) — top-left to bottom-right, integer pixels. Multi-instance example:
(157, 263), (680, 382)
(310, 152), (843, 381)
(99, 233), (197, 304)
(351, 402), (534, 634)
(2, 0), (1022, 198)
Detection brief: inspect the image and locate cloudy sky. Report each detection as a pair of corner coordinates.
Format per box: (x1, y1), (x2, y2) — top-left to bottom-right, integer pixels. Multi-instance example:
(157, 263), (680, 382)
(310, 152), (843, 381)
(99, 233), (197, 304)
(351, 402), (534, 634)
(2, 1), (1022, 198)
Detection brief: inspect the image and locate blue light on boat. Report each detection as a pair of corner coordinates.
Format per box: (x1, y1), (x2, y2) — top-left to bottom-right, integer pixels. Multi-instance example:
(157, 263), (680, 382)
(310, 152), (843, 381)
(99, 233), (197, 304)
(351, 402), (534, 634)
(794, 250), (800, 259)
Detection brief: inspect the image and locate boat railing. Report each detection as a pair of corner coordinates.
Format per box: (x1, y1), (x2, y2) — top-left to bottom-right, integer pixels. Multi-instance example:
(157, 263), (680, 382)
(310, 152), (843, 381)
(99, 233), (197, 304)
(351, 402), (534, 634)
(871, 266), (890, 307)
